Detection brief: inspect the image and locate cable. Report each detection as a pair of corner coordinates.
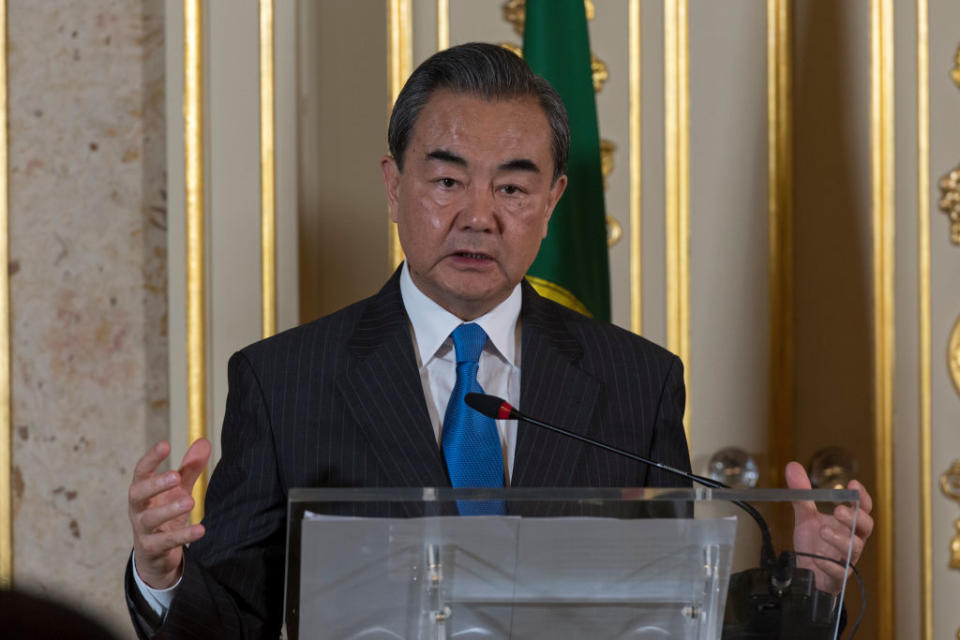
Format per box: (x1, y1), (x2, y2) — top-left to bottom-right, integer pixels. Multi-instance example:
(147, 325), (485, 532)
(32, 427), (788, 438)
(792, 551), (865, 639)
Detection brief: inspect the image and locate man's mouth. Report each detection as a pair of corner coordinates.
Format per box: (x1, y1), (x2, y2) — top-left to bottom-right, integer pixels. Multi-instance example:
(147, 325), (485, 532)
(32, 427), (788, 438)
(452, 251), (492, 261)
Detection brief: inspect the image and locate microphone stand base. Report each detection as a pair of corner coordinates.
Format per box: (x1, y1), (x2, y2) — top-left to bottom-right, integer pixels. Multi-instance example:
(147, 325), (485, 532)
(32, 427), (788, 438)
(721, 567), (842, 640)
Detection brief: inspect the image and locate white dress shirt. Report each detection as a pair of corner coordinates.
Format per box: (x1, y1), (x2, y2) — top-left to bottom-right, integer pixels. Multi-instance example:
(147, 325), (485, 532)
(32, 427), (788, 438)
(399, 262), (522, 482)
(134, 263), (524, 617)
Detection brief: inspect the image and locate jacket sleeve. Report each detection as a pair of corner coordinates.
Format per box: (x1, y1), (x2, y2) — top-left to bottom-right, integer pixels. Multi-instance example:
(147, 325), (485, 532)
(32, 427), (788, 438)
(645, 354), (692, 487)
(128, 351), (287, 640)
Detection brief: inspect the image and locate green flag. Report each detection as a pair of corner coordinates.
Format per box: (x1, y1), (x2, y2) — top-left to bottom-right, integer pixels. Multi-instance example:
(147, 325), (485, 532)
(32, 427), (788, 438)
(523, 0), (611, 321)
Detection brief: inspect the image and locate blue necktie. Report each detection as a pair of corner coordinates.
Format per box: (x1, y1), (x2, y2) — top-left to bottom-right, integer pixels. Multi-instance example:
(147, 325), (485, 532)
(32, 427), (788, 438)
(441, 323), (506, 515)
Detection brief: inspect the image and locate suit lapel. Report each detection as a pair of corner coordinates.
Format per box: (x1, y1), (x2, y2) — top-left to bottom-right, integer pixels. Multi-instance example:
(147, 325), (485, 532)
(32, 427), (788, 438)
(511, 282), (601, 487)
(336, 272), (450, 490)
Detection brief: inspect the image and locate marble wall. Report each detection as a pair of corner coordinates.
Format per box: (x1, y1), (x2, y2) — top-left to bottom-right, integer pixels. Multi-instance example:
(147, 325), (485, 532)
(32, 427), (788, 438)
(9, 1), (167, 635)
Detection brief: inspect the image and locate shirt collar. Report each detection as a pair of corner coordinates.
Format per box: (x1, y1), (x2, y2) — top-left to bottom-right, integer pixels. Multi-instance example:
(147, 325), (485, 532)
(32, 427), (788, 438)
(399, 261), (520, 367)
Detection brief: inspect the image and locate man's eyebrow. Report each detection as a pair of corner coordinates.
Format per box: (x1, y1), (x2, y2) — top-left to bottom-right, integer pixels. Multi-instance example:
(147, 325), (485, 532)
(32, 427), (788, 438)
(425, 149), (467, 166)
(498, 158), (540, 174)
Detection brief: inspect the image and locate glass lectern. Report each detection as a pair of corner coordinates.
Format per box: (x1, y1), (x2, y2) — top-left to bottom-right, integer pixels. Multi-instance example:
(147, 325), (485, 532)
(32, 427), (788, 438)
(284, 487), (859, 640)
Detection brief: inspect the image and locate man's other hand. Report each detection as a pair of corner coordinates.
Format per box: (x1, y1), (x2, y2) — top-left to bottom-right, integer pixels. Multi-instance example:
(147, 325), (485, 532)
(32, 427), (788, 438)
(128, 439), (211, 589)
(786, 461), (874, 594)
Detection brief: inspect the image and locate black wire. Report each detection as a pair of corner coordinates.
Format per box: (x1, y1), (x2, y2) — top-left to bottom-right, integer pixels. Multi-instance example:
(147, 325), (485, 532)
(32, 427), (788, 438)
(793, 551), (865, 639)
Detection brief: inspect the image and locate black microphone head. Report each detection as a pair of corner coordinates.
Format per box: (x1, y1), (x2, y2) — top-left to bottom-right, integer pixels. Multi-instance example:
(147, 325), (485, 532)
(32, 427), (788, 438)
(465, 393), (513, 419)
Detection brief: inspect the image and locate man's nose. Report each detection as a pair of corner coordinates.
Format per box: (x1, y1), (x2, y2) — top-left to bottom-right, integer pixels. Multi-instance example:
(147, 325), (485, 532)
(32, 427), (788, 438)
(459, 184), (497, 231)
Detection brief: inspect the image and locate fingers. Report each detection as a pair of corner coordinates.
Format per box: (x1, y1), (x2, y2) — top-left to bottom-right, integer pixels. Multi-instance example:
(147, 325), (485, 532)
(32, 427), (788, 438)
(133, 441), (171, 482)
(128, 469), (181, 507)
(137, 524), (205, 558)
(138, 495), (195, 531)
(178, 438), (212, 492)
(785, 461), (812, 490)
(819, 521), (865, 560)
(798, 525), (856, 595)
(786, 461), (819, 521)
(849, 479), (874, 514)
(810, 556), (851, 594)
(833, 503), (874, 541)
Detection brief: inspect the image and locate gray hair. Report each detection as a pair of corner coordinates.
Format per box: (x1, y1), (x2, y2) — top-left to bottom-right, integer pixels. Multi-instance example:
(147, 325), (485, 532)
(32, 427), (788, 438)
(387, 42), (569, 183)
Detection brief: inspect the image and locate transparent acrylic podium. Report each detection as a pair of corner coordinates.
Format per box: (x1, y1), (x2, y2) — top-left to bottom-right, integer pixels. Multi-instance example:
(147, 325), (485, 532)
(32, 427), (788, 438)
(284, 487), (859, 640)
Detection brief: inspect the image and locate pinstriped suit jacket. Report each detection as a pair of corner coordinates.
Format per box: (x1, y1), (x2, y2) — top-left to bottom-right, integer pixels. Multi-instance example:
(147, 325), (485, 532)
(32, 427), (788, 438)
(125, 270), (691, 639)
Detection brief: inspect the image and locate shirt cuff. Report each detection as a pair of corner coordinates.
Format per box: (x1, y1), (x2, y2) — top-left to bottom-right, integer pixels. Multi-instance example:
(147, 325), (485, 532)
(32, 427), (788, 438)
(131, 551), (181, 619)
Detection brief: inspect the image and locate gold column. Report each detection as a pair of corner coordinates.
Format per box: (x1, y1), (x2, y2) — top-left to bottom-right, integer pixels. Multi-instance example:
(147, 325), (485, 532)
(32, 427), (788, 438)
(184, 0), (207, 524)
(767, 0), (794, 485)
(916, 0), (932, 637)
(870, 0), (895, 636)
(437, 0), (449, 51)
(0, 0), (10, 589)
(664, 0), (690, 440)
(629, 0), (642, 335)
(387, 0), (412, 272)
(259, 0), (276, 338)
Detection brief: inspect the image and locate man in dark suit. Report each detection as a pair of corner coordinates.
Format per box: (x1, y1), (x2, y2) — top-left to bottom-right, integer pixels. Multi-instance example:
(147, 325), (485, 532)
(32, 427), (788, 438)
(125, 43), (872, 639)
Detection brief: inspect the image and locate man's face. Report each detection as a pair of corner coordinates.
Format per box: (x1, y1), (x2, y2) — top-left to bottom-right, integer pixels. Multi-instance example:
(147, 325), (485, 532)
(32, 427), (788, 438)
(382, 90), (567, 320)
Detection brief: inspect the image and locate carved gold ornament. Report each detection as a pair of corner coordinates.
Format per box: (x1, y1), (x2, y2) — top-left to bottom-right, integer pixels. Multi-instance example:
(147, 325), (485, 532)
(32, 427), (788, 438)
(606, 215), (622, 247)
(600, 139), (616, 188)
(600, 139), (621, 247)
(952, 44), (960, 89)
(498, 46), (608, 94)
(950, 316), (960, 396)
(502, 0), (525, 35)
(938, 165), (960, 245)
(939, 459), (960, 569)
(591, 53), (608, 92)
(502, 0), (595, 37)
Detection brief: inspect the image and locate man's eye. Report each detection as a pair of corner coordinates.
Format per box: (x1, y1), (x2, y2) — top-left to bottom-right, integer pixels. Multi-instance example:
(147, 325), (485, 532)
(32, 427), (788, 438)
(500, 185), (523, 195)
(437, 177), (457, 188)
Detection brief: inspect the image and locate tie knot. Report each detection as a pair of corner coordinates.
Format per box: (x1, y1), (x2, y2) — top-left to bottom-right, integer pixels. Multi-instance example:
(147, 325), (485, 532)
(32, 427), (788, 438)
(451, 323), (488, 364)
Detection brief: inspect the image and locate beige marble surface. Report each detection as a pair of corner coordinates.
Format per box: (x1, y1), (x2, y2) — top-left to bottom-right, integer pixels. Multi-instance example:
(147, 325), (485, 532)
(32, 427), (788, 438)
(8, 1), (167, 635)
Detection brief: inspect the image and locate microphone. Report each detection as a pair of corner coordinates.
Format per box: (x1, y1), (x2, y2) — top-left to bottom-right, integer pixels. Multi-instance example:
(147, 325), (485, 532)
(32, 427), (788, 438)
(466, 393), (728, 490)
(464, 393), (842, 638)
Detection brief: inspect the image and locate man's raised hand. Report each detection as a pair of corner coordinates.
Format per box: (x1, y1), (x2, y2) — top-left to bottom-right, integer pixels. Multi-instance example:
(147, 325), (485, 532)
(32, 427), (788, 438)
(786, 460), (874, 594)
(128, 438), (211, 589)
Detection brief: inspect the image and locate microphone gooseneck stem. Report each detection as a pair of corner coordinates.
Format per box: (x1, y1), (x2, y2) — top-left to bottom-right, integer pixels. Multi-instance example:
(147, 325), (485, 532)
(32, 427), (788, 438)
(469, 393), (777, 571)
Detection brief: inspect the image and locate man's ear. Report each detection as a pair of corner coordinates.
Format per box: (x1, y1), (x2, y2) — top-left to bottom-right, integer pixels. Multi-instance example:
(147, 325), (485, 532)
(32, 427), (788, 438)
(541, 174), (568, 237)
(381, 155), (401, 222)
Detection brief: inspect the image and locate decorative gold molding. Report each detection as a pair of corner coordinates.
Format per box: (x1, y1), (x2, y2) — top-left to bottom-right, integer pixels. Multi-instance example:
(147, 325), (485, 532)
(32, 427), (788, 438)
(665, 0), (690, 441)
(184, 0), (206, 524)
(599, 139), (621, 247)
(0, 0), (11, 590)
(437, 0), (449, 51)
(917, 1), (932, 637)
(952, 44), (960, 89)
(591, 53), (608, 93)
(629, 0), (641, 336)
(387, 0), (412, 272)
(259, 0), (276, 339)
(950, 316), (960, 396)
(502, 0), (525, 35)
(497, 44), (607, 96)
(937, 165), (960, 245)
(502, 0), (595, 37)
(766, 0), (794, 490)
(600, 139), (615, 189)
(870, 0), (895, 636)
(606, 216), (622, 247)
(939, 459), (960, 568)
